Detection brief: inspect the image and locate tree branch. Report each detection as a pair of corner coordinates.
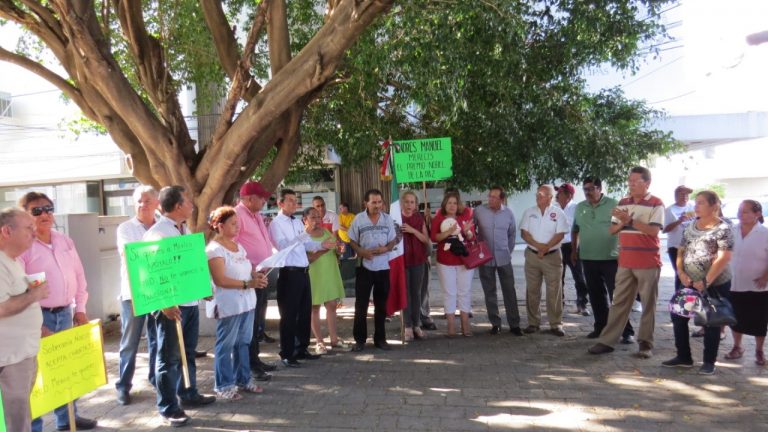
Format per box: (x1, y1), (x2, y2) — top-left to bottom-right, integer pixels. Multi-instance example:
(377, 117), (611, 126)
(267, 0), (291, 75)
(198, 0), (240, 79)
(0, 46), (95, 118)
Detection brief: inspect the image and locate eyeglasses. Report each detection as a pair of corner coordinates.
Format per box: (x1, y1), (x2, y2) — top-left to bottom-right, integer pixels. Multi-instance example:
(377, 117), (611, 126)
(30, 205), (55, 216)
(582, 187), (596, 193)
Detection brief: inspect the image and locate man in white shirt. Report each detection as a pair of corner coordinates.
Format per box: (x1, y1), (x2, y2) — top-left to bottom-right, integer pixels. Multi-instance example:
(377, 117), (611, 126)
(144, 186), (215, 427)
(115, 186), (159, 406)
(556, 183), (590, 316)
(268, 189), (336, 367)
(349, 189), (397, 352)
(0, 208), (48, 432)
(663, 185), (694, 291)
(520, 185), (570, 336)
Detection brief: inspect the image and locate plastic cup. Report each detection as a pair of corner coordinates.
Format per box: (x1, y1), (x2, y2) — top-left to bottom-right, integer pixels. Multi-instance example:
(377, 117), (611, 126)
(25, 272), (46, 287)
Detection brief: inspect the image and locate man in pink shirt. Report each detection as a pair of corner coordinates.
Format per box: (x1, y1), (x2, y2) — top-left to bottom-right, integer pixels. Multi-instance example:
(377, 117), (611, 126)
(235, 181), (278, 380)
(17, 192), (97, 431)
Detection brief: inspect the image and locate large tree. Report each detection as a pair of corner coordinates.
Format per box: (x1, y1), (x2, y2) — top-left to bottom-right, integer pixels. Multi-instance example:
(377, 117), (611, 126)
(1, 1), (679, 228)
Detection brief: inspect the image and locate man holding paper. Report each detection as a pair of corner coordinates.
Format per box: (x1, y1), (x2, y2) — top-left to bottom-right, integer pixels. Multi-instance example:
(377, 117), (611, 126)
(0, 208), (48, 432)
(144, 186), (215, 427)
(268, 189), (336, 368)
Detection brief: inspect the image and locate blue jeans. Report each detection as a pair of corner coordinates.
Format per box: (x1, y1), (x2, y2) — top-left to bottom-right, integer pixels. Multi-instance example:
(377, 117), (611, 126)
(214, 310), (254, 391)
(154, 311), (182, 416)
(671, 281), (731, 364)
(115, 299), (157, 393)
(176, 306), (200, 401)
(31, 308), (78, 431)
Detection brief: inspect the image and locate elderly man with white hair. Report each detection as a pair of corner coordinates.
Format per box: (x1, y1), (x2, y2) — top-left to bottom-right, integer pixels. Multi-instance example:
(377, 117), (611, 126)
(0, 207), (49, 432)
(520, 184), (569, 336)
(115, 185), (161, 406)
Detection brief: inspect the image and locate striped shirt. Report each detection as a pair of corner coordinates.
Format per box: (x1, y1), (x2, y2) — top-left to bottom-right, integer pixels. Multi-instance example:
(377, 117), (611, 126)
(612, 193), (665, 269)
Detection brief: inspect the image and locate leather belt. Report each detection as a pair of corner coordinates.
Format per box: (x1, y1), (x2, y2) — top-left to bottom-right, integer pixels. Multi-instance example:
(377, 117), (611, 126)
(526, 247), (558, 256)
(281, 266), (309, 273)
(41, 306), (68, 313)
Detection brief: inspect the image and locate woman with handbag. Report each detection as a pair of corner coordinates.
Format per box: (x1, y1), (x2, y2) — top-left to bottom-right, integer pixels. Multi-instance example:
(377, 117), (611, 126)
(400, 191), (431, 341)
(724, 200), (768, 365)
(431, 191), (475, 336)
(663, 190), (734, 375)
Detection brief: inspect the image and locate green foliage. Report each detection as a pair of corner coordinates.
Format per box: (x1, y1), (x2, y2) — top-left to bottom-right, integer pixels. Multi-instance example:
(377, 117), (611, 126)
(692, 184), (726, 200)
(297, 0), (681, 192)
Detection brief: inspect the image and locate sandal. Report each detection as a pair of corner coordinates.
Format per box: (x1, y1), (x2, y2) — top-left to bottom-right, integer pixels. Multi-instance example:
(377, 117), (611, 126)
(724, 346), (745, 360)
(413, 327), (425, 340)
(314, 343), (328, 355)
(757, 351), (766, 366)
(237, 380), (264, 394)
(216, 388), (243, 401)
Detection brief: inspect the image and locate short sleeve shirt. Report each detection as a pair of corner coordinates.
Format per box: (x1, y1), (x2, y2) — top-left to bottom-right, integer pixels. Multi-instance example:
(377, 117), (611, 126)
(349, 211), (396, 271)
(680, 219), (734, 286)
(519, 204), (569, 251)
(205, 241), (256, 319)
(0, 251), (42, 367)
(613, 193), (665, 268)
(665, 203), (694, 250)
(572, 195), (619, 261)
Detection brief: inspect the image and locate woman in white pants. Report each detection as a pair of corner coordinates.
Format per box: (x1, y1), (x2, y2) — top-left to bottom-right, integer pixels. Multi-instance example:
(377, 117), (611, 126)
(430, 191), (475, 336)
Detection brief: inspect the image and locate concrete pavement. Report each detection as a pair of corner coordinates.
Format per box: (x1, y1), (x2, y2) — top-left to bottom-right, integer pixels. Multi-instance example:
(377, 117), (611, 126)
(38, 248), (768, 431)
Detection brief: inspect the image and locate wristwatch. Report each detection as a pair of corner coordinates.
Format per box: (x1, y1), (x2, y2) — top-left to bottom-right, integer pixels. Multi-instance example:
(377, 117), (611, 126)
(242, 280), (248, 289)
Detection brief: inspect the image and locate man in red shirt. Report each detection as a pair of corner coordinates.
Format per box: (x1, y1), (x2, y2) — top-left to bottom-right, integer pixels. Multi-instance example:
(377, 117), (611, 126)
(589, 166), (664, 359)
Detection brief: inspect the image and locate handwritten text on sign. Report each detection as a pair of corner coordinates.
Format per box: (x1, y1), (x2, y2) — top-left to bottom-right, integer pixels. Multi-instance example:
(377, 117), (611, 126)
(392, 137), (452, 183)
(30, 320), (107, 419)
(126, 233), (213, 316)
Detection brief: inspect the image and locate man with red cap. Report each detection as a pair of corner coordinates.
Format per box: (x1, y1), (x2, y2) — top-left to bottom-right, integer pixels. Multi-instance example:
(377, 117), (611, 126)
(235, 180), (278, 380)
(556, 183), (590, 316)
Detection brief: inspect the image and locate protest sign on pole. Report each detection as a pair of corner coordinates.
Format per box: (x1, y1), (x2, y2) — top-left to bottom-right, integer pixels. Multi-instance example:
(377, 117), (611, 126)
(392, 137), (452, 183)
(125, 232), (213, 316)
(30, 320), (107, 420)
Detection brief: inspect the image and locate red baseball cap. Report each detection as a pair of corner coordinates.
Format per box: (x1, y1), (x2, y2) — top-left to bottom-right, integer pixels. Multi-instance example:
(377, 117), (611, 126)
(239, 181), (271, 199)
(557, 183), (575, 196)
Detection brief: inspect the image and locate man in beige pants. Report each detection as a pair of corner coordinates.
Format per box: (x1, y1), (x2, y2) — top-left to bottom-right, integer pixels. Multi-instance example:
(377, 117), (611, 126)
(588, 166), (665, 358)
(520, 185), (570, 336)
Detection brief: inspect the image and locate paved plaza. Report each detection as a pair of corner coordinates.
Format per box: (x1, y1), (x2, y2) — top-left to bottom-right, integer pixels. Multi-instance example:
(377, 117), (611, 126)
(40, 247), (768, 431)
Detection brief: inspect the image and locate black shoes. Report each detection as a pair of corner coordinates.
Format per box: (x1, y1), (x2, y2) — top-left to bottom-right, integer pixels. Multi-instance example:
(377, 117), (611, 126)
(57, 417), (97, 431)
(510, 327), (523, 336)
(586, 330), (601, 339)
(588, 343), (615, 355)
(489, 325), (501, 335)
(160, 410), (189, 428)
(351, 343), (365, 352)
(281, 358), (301, 368)
(252, 370), (272, 381)
(258, 332), (277, 343)
(116, 390), (131, 406)
(252, 358), (277, 372)
(374, 341), (392, 351)
(180, 393), (216, 408)
(421, 322), (438, 331)
(296, 350), (321, 360)
(621, 335), (636, 344)
(661, 357), (694, 368)
(523, 325), (540, 334)
(194, 350), (207, 358)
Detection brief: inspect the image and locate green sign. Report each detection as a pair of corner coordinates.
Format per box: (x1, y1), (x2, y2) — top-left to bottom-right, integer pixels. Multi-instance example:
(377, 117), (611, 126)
(392, 137), (453, 183)
(126, 233), (213, 315)
(0, 386), (5, 432)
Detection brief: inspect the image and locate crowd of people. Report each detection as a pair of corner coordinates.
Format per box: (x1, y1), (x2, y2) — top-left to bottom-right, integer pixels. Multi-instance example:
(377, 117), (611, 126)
(3, 165), (768, 430)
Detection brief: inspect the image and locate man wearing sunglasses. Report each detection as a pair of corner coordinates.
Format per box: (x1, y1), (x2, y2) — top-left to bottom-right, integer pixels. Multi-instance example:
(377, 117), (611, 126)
(571, 178), (634, 343)
(17, 192), (97, 431)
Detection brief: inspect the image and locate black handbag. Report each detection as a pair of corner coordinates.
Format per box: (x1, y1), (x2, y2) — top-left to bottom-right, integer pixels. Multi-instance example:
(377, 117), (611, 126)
(692, 283), (737, 327)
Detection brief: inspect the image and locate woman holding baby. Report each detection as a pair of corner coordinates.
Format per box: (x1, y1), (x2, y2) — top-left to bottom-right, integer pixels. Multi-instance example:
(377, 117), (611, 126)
(431, 191), (476, 336)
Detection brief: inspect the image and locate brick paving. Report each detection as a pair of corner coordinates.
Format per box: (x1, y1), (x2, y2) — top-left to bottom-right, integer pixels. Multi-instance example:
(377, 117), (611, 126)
(39, 248), (768, 431)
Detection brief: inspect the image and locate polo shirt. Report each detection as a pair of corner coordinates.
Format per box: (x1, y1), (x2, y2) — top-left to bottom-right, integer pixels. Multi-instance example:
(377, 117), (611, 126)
(612, 193), (665, 269)
(234, 203), (275, 266)
(572, 195), (619, 261)
(519, 204), (569, 251)
(349, 210), (396, 271)
(0, 251), (42, 367)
